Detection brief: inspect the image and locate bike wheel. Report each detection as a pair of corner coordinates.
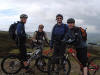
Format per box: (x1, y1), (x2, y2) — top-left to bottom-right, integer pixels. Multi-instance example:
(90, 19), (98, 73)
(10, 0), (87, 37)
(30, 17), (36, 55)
(48, 58), (71, 75)
(88, 57), (100, 75)
(1, 55), (22, 74)
(59, 59), (71, 75)
(36, 55), (49, 73)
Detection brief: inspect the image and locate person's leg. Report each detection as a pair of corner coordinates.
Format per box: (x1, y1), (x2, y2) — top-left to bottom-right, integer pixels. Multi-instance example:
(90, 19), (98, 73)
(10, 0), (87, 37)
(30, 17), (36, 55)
(59, 42), (66, 62)
(18, 38), (28, 67)
(76, 48), (88, 75)
(53, 43), (60, 64)
(82, 48), (88, 75)
(59, 42), (66, 72)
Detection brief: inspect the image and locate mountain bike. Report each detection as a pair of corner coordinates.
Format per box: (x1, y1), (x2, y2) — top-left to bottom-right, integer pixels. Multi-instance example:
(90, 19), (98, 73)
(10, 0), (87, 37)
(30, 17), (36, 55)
(87, 43), (100, 75)
(1, 41), (49, 74)
(47, 41), (72, 75)
(44, 42), (100, 75)
(47, 55), (71, 75)
(63, 43), (100, 75)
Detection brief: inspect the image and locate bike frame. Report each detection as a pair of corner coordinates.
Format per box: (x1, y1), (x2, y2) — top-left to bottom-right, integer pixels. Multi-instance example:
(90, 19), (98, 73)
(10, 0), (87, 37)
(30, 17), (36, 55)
(27, 49), (41, 64)
(67, 48), (99, 71)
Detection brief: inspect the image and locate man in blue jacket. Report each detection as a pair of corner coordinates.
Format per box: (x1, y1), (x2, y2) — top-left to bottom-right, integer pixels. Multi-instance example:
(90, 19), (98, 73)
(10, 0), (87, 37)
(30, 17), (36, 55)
(50, 14), (71, 59)
(16, 14), (30, 72)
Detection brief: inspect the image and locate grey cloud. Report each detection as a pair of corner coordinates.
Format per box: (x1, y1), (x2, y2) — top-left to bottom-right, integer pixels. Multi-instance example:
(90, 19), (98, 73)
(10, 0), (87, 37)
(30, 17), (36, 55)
(0, 0), (100, 33)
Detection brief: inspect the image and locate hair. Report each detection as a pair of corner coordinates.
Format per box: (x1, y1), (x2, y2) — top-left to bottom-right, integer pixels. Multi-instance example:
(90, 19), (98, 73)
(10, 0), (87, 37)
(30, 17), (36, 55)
(56, 14), (63, 20)
(39, 24), (44, 29)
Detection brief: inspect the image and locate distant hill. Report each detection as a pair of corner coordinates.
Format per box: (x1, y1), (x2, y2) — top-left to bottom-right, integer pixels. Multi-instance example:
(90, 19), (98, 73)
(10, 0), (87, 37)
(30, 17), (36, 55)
(0, 31), (100, 57)
(0, 31), (16, 57)
(28, 32), (100, 42)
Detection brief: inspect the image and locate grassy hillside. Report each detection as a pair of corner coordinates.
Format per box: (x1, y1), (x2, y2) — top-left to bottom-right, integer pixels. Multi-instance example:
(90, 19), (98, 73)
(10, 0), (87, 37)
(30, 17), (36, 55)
(0, 31), (100, 57)
(0, 31), (16, 57)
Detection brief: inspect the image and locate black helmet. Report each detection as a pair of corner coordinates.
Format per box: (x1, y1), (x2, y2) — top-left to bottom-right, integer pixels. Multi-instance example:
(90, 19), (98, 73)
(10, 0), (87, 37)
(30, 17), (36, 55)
(20, 14), (28, 18)
(67, 18), (75, 23)
(56, 14), (63, 19)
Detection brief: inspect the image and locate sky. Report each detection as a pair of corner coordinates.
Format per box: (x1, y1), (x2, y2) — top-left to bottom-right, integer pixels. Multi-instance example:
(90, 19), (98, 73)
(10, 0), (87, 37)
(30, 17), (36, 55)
(0, 0), (100, 33)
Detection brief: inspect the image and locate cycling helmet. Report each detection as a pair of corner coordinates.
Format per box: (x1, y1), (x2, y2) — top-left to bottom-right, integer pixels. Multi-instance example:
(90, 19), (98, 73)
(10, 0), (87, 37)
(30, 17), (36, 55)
(20, 14), (28, 18)
(67, 18), (75, 23)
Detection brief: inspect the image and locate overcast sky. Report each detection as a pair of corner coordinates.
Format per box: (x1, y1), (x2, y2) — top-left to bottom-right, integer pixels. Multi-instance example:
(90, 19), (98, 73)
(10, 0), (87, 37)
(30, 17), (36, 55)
(0, 0), (100, 33)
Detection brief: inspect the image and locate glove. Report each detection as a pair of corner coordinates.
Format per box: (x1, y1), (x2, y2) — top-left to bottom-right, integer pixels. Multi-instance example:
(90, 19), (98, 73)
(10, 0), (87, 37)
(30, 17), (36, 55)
(66, 39), (75, 44)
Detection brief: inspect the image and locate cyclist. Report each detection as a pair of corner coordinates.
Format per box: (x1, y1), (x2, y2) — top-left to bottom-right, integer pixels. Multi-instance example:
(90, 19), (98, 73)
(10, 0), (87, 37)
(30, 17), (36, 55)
(67, 18), (88, 75)
(32, 24), (49, 48)
(16, 14), (31, 72)
(50, 14), (73, 62)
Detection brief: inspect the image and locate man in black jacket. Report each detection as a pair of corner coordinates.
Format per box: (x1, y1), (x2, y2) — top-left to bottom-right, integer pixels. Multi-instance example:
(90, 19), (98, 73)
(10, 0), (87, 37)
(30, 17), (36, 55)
(67, 18), (88, 75)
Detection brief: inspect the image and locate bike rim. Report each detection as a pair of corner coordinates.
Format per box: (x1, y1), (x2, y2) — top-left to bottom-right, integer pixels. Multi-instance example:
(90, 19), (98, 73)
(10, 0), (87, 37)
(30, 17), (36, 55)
(2, 56), (22, 74)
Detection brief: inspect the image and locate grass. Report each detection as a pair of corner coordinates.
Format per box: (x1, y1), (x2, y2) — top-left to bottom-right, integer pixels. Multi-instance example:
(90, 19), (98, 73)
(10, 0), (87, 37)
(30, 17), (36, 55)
(0, 31), (100, 75)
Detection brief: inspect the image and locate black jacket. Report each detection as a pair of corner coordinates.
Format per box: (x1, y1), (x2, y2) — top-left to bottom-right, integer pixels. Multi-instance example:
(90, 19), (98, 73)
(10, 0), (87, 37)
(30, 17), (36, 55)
(70, 26), (87, 48)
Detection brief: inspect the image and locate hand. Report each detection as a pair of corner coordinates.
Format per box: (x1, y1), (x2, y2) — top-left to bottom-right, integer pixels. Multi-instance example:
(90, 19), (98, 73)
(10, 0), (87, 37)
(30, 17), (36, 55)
(50, 48), (53, 51)
(50, 48), (54, 53)
(38, 40), (42, 43)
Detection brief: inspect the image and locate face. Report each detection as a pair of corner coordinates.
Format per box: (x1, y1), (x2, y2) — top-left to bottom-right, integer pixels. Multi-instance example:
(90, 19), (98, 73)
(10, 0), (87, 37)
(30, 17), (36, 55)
(20, 18), (27, 23)
(38, 27), (44, 32)
(56, 16), (63, 24)
(67, 23), (75, 29)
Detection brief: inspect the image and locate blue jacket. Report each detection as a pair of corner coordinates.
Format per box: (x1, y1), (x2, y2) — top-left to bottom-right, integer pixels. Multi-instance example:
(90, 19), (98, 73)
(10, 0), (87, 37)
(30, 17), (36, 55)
(50, 23), (73, 48)
(16, 22), (26, 38)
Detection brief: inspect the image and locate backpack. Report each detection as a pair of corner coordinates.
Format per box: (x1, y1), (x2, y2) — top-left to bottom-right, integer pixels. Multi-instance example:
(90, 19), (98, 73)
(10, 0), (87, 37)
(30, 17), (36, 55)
(79, 27), (87, 41)
(9, 21), (19, 40)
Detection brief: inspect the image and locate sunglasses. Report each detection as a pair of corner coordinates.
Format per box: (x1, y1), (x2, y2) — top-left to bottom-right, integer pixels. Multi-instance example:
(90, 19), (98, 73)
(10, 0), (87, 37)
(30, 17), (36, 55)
(67, 22), (74, 24)
(57, 18), (62, 20)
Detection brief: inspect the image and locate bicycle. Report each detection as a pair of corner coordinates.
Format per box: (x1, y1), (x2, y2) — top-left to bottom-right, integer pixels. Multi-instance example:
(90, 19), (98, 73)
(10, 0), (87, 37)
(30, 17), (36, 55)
(62, 42), (100, 75)
(1, 40), (49, 74)
(87, 43), (100, 75)
(47, 55), (71, 75)
(43, 42), (100, 75)
(47, 41), (71, 75)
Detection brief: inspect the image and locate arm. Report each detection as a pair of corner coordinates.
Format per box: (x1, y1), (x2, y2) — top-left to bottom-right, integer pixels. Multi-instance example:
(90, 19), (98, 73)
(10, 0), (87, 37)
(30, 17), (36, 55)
(17, 23), (23, 37)
(75, 28), (83, 44)
(44, 31), (49, 45)
(32, 31), (37, 42)
(64, 25), (74, 41)
(50, 26), (55, 49)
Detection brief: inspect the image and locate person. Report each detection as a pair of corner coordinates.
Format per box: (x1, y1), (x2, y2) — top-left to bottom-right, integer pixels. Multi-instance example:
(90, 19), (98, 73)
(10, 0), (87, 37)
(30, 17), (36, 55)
(16, 14), (31, 72)
(32, 24), (49, 49)
(67, 18), (88, 75)
(50, 14), (72, 60)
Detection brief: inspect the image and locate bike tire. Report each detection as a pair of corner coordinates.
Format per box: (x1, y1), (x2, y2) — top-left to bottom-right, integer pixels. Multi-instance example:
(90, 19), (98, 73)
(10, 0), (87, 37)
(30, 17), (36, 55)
(1, 55), (22, 74)
(88, 57), (100, 75)
(48, 58), (71, 75)
(36, 55), (50, 73)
